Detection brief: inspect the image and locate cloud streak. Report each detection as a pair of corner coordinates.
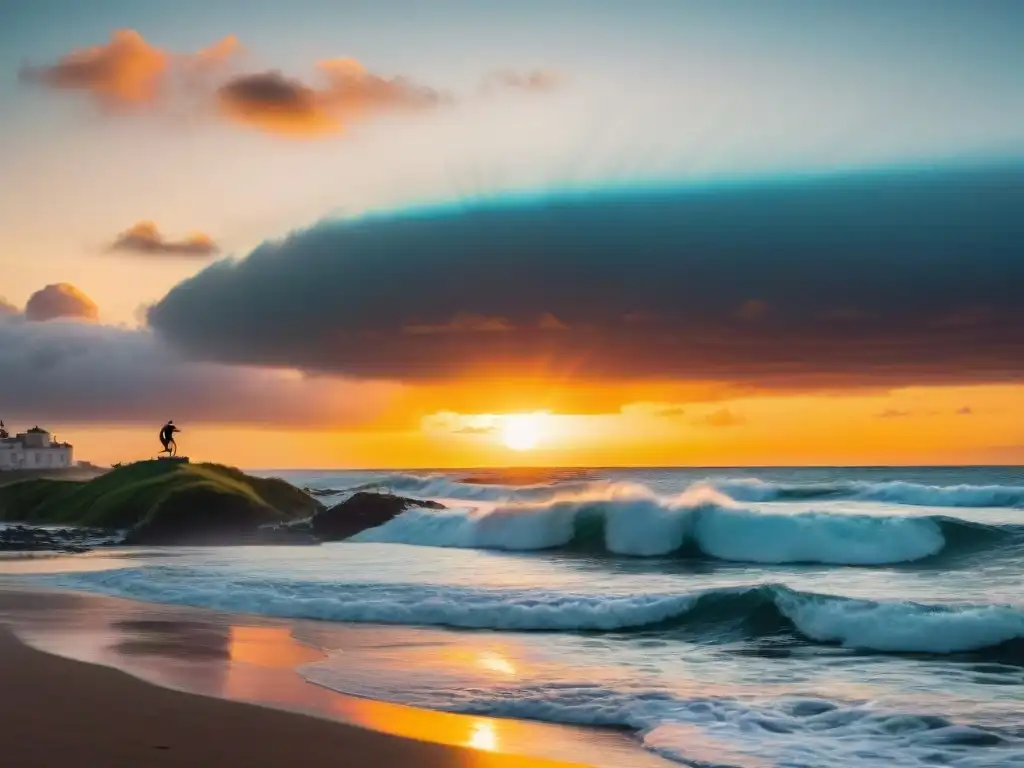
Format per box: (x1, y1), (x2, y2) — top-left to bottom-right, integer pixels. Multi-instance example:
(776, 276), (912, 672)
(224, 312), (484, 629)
(696, 408), (745, 428)
(22, 30), (551, 138)
(217, 59), (445, 136)
(147, 165), (1024, 390)
(19, 29), (238, 109)
(481, 70), (560, 93)
(110, 221), (219, 257)
(0, 290), (398, 427)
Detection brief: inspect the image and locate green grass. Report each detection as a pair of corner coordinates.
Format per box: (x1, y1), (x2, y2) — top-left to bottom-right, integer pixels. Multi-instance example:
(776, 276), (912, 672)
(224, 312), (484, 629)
(0, 460), (321, 534)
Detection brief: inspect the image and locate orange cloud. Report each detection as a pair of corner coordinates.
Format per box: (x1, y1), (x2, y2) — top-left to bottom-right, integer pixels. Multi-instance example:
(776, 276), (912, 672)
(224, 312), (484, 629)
(20, 29), (238, 109)
(24, 31), (551, 138)
(110, 221), (219, 257)
(189, 34), (242, 74)
(697, 408), (745, 428)
(621, 402), (688, 418)
(24, 283), (99, 322)
(217, 59), (444, 136)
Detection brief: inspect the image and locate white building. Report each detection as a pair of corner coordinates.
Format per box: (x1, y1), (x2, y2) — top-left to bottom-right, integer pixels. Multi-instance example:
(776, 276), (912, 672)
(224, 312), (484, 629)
(0, 423), (74, 471)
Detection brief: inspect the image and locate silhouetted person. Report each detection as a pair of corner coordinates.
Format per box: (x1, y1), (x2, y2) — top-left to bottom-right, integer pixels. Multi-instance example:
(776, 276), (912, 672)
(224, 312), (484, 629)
(159, 420), (180, 457)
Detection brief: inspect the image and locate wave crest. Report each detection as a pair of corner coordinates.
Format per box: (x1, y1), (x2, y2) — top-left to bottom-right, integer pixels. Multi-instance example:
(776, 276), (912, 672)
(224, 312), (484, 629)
(50, 569), (1024, 658)
(349, 485), (1021, 565)
(339, 472), (1024, 509)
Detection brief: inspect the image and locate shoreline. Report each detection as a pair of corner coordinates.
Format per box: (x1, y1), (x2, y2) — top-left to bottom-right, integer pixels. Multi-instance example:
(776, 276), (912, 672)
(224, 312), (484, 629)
(0, 624), (579, 768)
(0, 585), (669, 768)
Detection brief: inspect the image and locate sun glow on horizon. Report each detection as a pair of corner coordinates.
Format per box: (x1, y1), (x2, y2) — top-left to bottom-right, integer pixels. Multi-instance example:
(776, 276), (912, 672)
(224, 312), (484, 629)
(500, 412), (547, 451)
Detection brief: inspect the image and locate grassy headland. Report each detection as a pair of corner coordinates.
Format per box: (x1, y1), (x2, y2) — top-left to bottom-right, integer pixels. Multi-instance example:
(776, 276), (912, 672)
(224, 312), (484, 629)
(0, 460), (322, 544)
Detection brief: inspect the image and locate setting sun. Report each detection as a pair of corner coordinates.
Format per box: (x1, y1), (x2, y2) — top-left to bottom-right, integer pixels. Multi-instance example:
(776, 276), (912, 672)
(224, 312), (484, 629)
(500, 413), (545, 451)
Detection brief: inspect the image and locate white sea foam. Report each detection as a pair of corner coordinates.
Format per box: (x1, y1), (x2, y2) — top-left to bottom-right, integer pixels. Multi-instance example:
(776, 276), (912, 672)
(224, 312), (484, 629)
(850, 480), (1024, 508)
(47, 567), (1024, 656)
(300, 653), (1024, 768)
(691, 505), (946, 564)
(341, 472), (1024, 508)
(778, 592), (1024, 653)
(353, 484), (949, 565)
(708, 477), (1024, 508)
(345, 472), (601, 502)
(49, 569), (703, 630)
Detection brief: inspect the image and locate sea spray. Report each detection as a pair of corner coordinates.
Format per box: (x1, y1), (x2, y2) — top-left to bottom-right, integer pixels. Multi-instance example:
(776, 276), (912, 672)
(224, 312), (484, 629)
(353, 485), (953, 565)
(339, 472), (1024, 508)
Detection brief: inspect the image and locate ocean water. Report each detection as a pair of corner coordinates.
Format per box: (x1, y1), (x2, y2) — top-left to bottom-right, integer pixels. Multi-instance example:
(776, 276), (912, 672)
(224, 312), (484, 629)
(16, 466), (1024, 767)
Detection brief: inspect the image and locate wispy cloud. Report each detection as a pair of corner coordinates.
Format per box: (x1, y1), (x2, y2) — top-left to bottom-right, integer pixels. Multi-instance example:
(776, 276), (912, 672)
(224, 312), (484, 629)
(110, 221), (219, 257)
(453, 425), (499, 435)
(0, 286), (398, 427)
(22, 30), (554, 139)
(621, 402), (687, 418)
(19, 29), (238, 109)
(696, 408), (745, 428)
(217, 60), (445, 137)
(877, 408), (913, 419)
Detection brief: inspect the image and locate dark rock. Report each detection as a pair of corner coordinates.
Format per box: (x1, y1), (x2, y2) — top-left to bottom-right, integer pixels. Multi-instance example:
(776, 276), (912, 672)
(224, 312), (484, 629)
(0, 524), (103, 554)
(249, 526), (321, 546)
(121, 487), (283, 546)
(311, 492), (445, 541)
(303, 487), (344, 497)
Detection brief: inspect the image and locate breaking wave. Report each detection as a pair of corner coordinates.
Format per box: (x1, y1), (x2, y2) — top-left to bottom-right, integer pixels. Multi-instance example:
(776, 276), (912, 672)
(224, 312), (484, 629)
(349, 486), (1021, 565)
(704, 478), (1024, 507)
(43, 569), (1024, 659)
(340, 472), (1024, 509)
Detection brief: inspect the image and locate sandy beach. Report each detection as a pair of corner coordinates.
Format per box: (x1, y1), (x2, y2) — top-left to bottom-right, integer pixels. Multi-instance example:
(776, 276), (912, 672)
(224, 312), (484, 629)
(0, 590), (583, 768)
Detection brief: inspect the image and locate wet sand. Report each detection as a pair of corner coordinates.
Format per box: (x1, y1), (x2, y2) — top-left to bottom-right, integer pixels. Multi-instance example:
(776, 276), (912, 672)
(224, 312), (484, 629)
(0, 587), (667, 768)
(0, 611), (578, 768)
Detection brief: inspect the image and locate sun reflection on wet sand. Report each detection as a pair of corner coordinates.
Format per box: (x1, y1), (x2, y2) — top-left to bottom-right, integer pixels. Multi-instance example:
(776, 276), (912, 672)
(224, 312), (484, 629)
(0, 588), (670, 768)
(228, 625), (324, 668)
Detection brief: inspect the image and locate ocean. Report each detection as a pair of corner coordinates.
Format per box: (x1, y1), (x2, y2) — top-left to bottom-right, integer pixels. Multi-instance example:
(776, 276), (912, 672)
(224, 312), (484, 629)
(9, 466), (1024, 767)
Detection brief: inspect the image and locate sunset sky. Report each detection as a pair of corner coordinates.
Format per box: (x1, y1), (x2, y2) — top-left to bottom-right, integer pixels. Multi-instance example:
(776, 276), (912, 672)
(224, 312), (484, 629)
(3, 0), (1024, 468)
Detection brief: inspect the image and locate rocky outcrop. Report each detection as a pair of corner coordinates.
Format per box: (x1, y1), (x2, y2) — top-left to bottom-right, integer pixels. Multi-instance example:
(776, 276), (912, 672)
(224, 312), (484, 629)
(250, 520), (320, 546)
(2, 460), (325, 547)
(311, 492), (444, 541)
(0, 466), (448, 547)
(0, 525), (117, 554)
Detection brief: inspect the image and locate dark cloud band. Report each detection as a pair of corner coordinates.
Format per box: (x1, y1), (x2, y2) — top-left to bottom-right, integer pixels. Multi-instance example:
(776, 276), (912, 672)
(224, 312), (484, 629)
(147, 164), (1024, 388)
